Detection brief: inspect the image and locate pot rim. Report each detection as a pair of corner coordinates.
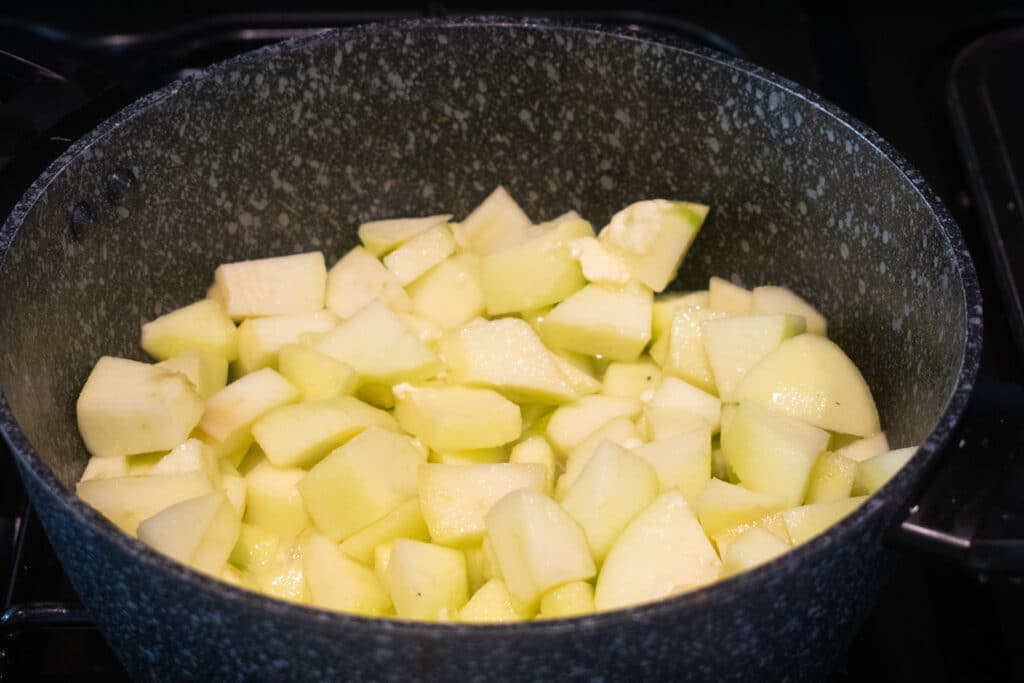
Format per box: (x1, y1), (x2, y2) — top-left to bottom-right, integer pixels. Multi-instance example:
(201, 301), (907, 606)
(0, 15), (983, 636)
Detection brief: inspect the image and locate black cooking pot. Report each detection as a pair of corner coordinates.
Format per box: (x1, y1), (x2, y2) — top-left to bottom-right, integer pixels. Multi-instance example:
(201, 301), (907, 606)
(0, 17), (982, 683)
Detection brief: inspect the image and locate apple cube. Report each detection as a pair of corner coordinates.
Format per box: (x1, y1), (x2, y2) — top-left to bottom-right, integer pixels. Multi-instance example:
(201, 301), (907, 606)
(277, 343), (358, 402)
(195, 427), (252, 466)
(646, 376), (721, 433)
(460, 579), (527, 623)
(551, 354), (601, 397)
(598, 200), (708, 292)
(77, 470), (216, 534)
(602, 359), (662, 399)
(783, 496), (867, 545)
(805, 452), (857, 503)
(833, 432), (891, 462)
(358, 214), (451, 257)
(418, 463), (547, 547)
(141, 299), (239, 362)
(324, 246), (412, 319)
(638, 406), (712, 442)
(406, 253), (485, 330)
(386, 539), (468, 620)
(540, 284), (652, 362)
(338, 499), (430, 565)
(236, 311), (338, 375)
(509, 437), (556, 493)
(304, 533), (392, 616)
(214, 251), (326, 319)
(199, 368), (299, 442)
(80, 455), (130, 482)
(631, 427), (712, 499)
(316, 301), (439, 384)
(853, 446), (917, 495)
(383, 224), (456, 285)
(228, 522), (281, 572)
(652, 291), (707, 340)
(137, 491), (240, 575)
(545, 395), (641, 456)
(595, 490), (721, 611)
(720, 527), (789, 577)
(298, 427), (423, 541)
(659, 299), (726, 394)
(720, 401), (829, 507)
(569, 235), (632, 286)
(158, 351), (228, 400)
(538, 581), (595, 618)
(441, 318), (577, 404)
(701, 314), (806, 401)
(150, 438), (219, 481)
(695, 479), (785, 537)
(485, 489), (596, 607)
(712, 511), (791, 558)
(561, 441), (659, 563)
(736, 334), (881, 436)
(752, 285), (827, 336)
(560, 418), (643, 495)
(77, 357), (203, 458)
(452, 186), (532, 254)
(394, 385), (521, 451)
(243, 459), (310, 539)
(708, 276), (754, 315)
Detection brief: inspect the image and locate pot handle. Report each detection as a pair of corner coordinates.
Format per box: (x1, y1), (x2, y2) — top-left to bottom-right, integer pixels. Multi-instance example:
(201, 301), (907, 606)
(889, 380), (1024, 575)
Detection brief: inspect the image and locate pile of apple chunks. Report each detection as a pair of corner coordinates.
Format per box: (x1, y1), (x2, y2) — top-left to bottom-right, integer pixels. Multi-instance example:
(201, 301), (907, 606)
(75, 187), (916, 622)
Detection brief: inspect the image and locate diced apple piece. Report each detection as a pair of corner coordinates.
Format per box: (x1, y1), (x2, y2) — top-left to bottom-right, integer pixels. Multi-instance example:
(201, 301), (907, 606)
(712, 511), (791, 558)
(236, 312), (338, 375)
(243, 459), (310, 539)
(460, 579), (527, 623)
(228, 522), (280, 572)
(142, 299), (239, 362)
(647, 376), (721, 432)
(199, 368), (299, 442)
(833, 432), (891, 463)
(783, 497), (867, 545)
(137, 491), (240, 575)
(386, 539), (468, 620)
(441, 318), (577, 404)
(805, 452), (857, 503)
(77, 357), (204, 458)
(598, 200), (708, 292)
(277, 343), (358, 402)
(150, 439), (220, 484)
(545, 395), (641, 457)
(218, 459), (246, 516)
(561, 441), (659, 564)
(752, 285), (827, 336)
(631, 427), (712, 499)
(736, 334), (881, 436)
(252, 396), (395, 469)
(568, 236), (632, 286)
(195, 427), (253, 465)
(660, 299), (726, 394)
(595, 490), (721, 611)
(853, 447), (917, 495)
(638, 406), (712, 442)
(419, 463), (547, 547)
(560, 418), (643, 495)
(159, 353), (226, 402)
(252, 539), (311, 605)
(540, 284), (652, 362)
(214, 252), (326, 319)
(701, 314), (806, 401)
(325, 246), (411, 319)
(298, 427), (422, 541)
(720, 527), (789, 577)
(394, 385), (521, 452)
(538, 581), (595, 618)
(77, 470), (216, 534)
(383, 224), (456, 285)
(481, 219), (594, 315)
(695, 479), (785, 537)
(338, 499), (430, 565)
(304, 533), (392, 616)
(407, 253), (485, 330)
(720, 402), (829, 507)
(485, 489), (596, 607)
(652, 292), (707, 340)
(602, 359), (661, 399)
(316, 302), (439, 384)
(429, 447), (509, 466)
(453, 186), (532, 254)
(80, 455), (130, 481)
(708, 276), (754, 316)
(358, 214), (451, 257)
(551, 351), (602, 396)
(509, 437), (556, 494)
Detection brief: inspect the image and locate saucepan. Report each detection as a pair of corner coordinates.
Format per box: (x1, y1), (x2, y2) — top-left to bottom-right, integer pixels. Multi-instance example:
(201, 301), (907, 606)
(0, 17), (982, 682)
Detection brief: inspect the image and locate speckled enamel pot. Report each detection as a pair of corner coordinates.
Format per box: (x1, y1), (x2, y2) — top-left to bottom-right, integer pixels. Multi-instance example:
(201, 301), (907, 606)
(0, 17), (980, 683)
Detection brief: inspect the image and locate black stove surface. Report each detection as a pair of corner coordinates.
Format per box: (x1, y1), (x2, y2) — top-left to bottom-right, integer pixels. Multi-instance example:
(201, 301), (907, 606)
(2, 6), (1023, 682)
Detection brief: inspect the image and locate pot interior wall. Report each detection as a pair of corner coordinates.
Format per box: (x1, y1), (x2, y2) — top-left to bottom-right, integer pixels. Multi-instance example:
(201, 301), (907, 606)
(0, 22), (967, 488)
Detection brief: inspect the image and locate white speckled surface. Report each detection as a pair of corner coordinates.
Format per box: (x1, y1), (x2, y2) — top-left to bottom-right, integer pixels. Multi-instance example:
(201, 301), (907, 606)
(0, 17), (980, 683)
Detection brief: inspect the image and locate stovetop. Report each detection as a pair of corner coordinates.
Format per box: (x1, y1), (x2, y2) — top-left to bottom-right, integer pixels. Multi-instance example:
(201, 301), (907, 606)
(2, 6), (1024, 682)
